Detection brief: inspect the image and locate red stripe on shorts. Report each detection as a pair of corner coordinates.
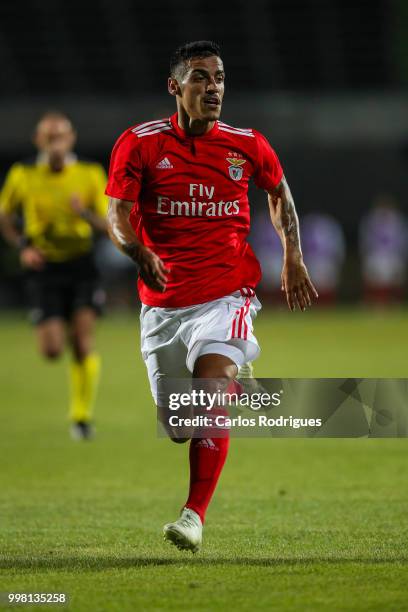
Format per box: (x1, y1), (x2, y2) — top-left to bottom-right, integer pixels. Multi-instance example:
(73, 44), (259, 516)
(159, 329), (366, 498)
(231, 310), (240, 339)
(237, 305), (245, 338)
(242, 298), (251, 340)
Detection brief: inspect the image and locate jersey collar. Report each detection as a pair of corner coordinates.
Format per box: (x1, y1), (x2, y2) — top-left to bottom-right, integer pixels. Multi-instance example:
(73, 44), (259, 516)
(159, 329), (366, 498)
(170, 112), (219, 140)
(36, 152), (77, 167)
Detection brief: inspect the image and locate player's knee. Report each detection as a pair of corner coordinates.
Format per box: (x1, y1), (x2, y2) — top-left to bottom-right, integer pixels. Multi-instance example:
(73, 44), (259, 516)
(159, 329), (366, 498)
(42, 346), (63, 360)
(193, 354), (237, 385)
(193, 370), (233, 396)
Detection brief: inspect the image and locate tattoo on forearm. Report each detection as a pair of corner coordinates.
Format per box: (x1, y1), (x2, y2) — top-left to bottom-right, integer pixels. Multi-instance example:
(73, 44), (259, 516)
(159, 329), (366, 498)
(270, 179), (301, 251)
(281, 197), (300, 248)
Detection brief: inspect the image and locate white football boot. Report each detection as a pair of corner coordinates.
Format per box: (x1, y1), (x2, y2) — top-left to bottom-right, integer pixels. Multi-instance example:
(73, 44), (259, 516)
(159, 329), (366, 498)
(163, 507), (202, 553)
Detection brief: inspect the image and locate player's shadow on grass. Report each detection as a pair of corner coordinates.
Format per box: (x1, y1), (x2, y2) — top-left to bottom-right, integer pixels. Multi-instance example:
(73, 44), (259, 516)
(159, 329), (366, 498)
(1, 555), (407, 570)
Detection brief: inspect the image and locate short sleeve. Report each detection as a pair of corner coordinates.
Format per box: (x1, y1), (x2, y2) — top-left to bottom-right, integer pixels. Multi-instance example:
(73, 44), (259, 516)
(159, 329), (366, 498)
(105, 129), (143, 202)
(0, 163), (25, 214)
(89, 163), (108, 217)
(252, 131), (283, 192)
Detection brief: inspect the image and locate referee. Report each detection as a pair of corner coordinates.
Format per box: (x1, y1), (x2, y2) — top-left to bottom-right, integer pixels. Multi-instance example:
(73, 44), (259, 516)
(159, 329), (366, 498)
(0, 111), (107, 439)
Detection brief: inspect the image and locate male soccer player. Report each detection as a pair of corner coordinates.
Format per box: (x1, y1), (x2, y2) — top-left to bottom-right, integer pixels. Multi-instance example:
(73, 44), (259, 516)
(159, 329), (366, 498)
(106, 41), (317, 551)
(0, 111), (107, 439)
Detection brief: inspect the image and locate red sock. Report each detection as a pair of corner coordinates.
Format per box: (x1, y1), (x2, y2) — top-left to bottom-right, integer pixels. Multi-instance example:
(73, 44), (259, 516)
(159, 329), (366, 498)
(185, 433), (229, 524)
(184, 379), (238, 523)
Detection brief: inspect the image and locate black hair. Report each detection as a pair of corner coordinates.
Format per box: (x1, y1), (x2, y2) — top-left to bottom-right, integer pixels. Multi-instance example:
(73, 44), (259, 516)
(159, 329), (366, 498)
(170, 40), (221, 78)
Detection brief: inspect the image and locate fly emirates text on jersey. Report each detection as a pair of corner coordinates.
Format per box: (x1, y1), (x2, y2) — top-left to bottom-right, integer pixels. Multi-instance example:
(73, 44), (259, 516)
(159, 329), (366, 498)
(156, 183), (240, 217)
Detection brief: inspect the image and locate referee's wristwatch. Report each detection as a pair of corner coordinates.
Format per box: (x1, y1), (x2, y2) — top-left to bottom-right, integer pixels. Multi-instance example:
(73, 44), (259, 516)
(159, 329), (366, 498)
(80, 209), (93, 221)
(17, 236), (31, 251)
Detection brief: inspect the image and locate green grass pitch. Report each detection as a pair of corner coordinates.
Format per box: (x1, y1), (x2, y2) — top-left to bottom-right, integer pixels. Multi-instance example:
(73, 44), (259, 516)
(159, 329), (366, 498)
(1, 308), (408, 611)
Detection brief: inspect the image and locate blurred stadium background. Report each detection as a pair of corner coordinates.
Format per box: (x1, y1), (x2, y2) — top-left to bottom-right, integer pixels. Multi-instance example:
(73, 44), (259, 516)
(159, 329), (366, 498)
(1, 2), (408, 610)
(0, 0), (407, 309)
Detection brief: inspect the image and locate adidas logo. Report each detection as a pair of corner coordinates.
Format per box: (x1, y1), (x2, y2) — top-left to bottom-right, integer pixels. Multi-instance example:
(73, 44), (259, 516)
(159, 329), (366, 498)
(156, 157), (173, 169)
(196, 439), (217, 449)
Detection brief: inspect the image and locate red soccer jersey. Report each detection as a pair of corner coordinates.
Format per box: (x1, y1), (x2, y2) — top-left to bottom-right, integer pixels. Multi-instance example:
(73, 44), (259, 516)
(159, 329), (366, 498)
(106, 112), (283, 307)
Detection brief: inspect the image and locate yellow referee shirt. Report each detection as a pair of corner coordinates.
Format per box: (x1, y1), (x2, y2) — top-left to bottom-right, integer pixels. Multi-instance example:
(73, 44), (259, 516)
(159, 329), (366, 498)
(0, 156), (108, 262)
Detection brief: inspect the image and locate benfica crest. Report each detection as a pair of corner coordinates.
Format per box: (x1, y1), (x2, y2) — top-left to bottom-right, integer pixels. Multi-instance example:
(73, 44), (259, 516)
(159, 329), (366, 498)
(226, 156), (246, 181)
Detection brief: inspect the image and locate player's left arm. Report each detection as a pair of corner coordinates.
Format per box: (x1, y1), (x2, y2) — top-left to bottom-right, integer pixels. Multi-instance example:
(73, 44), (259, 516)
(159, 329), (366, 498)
(268, 176), (318, 311)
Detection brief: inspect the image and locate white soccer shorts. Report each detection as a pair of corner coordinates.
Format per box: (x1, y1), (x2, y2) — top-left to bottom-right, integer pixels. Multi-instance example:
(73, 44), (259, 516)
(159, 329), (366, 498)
(140, 288), (261, 404)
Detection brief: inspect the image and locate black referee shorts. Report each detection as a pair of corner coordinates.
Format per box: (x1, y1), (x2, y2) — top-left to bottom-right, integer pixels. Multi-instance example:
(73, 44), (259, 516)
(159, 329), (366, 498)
(25, 253), (106, 325)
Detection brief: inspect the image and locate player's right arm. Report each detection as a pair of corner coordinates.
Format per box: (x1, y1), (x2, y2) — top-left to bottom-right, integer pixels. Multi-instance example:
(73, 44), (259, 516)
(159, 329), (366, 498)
(0, 164), (45, 270)
(107, 197), (168, 292)
(105, 129), (168, 292)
